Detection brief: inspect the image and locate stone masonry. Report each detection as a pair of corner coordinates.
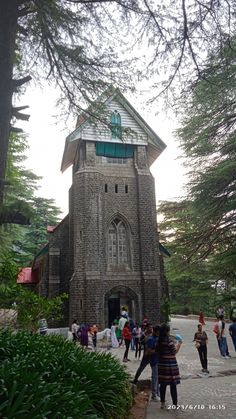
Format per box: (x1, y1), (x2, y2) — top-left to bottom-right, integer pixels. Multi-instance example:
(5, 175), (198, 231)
(34, 88), (167, 328)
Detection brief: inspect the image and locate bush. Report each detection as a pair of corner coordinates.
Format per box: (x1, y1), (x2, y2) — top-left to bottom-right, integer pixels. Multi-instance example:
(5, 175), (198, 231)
(0, 329), (132, 418)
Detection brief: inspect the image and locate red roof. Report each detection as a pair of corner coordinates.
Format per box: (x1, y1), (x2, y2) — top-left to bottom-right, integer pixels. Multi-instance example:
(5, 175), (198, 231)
(17, 268), (38, 284)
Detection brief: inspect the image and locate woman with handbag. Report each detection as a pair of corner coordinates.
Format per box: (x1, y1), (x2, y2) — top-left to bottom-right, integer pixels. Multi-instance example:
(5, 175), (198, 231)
(193, 324), (209, 373)
(158, 323), (182, 409)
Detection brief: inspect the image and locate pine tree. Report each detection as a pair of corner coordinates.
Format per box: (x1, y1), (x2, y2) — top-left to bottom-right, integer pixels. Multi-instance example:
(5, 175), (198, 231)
(1, 0), (236, 202)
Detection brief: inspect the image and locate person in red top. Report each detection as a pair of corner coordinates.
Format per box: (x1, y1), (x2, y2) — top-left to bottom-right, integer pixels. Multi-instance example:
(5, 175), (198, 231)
(199, 310), (205, 325)
(122, 321), (132, 362)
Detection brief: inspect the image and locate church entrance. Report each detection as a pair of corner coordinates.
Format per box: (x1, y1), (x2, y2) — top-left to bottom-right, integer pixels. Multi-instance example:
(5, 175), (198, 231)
(105, 286), (140, 327)
(108, 297), (120, 327)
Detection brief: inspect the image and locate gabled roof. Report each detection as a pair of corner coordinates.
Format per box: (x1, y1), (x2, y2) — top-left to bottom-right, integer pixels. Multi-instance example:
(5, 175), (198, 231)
(61, 87), (166, 172)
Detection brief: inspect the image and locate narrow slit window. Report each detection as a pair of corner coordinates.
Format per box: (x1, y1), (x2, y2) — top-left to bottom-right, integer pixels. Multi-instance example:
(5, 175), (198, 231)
(115, 184), (118, 193)
(105, 184), (108, 193)
(125, 185), (128, 193)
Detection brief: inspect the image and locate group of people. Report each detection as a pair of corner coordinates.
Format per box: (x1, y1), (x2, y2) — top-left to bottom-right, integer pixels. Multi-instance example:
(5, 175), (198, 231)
(131, 322), (183, 409)
(71, 310), (183, 408)
(71, 320), (98, 349)
(70, 307), (236, 409)
(112, 311), (183, 409)
(193, 310), (236, 376)
(116, 308), (236, 409)
(110, 310), (149, 356)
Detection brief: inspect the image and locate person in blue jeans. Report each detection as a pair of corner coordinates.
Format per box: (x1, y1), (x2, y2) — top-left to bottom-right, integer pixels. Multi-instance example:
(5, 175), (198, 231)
(146, 325), (161, 401)
(218, 315), (231, 358)
(132, 323), (153, 384)
(229, 318), (236, 351)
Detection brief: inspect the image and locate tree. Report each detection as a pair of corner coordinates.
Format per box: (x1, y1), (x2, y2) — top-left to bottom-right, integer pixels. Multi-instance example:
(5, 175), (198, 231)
(14, 197), (61, 265)
(0, 131), (37, 226)
(0, 247), (67, 332)
(158, 200), (216, 315)
(1, 0), (236, 203)
(0, 131), (61, 265)
(177, 39), (236, 262)
(158, 39), (236, 316)
(0, 281), (68, 331)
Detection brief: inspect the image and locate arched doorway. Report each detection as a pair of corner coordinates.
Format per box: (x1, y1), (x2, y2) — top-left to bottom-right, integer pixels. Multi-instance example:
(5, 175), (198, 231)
(105, 286), (140, 327)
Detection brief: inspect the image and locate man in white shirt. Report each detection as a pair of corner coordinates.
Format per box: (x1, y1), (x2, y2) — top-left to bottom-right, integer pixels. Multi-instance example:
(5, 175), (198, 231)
(118, 314), (128, 346)
(218, 315), (231, 358)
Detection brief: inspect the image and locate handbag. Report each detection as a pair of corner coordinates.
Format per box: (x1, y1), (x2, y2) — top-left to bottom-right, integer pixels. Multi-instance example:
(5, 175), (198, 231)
(195, 341), (200, 349)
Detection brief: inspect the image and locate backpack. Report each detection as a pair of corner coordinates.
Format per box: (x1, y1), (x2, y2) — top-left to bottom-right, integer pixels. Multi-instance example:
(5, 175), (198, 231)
(213, 322), (219, 334)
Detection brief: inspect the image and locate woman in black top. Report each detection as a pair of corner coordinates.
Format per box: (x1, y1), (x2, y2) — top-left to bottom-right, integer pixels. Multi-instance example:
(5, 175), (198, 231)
(193, 324), (209, 373)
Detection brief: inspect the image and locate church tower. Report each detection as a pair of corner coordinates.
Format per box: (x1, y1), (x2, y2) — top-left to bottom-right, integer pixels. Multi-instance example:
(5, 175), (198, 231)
(61, 88), (166, 328)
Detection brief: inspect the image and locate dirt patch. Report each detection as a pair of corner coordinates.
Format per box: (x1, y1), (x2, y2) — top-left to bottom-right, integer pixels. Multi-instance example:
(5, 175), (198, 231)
(129, 388), (150, 419)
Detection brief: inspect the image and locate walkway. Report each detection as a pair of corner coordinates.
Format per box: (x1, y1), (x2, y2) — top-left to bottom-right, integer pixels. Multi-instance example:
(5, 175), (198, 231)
(108, 317), (236, 419)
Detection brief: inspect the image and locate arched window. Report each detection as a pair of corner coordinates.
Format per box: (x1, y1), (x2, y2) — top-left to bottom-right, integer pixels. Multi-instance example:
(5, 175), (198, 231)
(111, 110), (122, 139)
(108, 218), (129, 266)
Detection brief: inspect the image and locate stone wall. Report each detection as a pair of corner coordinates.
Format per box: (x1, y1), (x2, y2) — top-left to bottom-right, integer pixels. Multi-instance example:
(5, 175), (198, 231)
(37, 140), (165, 328)
(68, 141), (162, 327)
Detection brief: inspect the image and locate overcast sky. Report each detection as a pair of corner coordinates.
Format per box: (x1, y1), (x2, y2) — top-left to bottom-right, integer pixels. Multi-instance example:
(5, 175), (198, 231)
(20, 85), (187, 219)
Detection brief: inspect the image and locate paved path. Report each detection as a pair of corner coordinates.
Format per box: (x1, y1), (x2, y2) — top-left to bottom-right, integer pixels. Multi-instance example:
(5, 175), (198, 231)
(107, 317), (236, 419)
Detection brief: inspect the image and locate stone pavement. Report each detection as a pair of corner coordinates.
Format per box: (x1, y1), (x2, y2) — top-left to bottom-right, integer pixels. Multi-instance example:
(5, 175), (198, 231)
(106, 317), (236, 419)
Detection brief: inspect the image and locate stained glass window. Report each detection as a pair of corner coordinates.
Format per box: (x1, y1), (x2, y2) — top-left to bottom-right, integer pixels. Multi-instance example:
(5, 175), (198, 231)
(111, 110), (122, 139)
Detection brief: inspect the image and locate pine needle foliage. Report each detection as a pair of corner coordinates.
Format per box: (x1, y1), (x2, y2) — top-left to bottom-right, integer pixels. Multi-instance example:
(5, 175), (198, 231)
(158, 40), (236, 316)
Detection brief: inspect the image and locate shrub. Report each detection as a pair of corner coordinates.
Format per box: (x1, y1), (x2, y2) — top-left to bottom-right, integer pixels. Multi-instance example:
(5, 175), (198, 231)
(0, 329), (132, 418)
(0, 283), (68, 331)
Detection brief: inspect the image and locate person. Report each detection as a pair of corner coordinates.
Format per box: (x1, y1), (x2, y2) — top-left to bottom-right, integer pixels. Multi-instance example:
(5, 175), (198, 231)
(118, 314), (128, 346)
(132, 323), (142, 359)
(78, 324), (89, 348)
(71, 319), (79, 342)
(132, 323), (153, 384)
(142, 316), (148, 328)
(121, 306), (128, 318)
(90, 324), (98, 350)
(92, 330), (97, 350)
(198, 310), (205, 325)
(122, 321), (132, 362)
(158, 323), (182, 409)
(213, 316), (221, 352)
(213, 315), (224, 355)
(217, 306), (225, 317)
(145, 325), (161, 402)
(229, 318), (236, 351)
(39, 318), (48, 335)
(111, 321), (119, 348)
(193, 324), (209, 373)
(218, 315), (231, 358)
(114, 318), (122, 344)
(129, 318), (135, 350)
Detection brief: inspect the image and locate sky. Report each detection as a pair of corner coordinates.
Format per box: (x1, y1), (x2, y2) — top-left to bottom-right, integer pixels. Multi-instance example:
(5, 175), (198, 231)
(21, 85), (187, 219)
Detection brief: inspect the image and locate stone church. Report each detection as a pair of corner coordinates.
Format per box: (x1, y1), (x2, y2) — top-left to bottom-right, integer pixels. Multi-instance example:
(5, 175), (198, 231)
(32, 87), (168, 328)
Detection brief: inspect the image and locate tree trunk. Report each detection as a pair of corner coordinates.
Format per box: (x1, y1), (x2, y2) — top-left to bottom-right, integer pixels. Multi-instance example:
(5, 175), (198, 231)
(0, 0), (18, 204)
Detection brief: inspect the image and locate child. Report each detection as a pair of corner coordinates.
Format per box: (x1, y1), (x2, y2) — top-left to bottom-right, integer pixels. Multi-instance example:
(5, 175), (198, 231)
(71, 319), (79, 342)
(92, 330), (97, 350)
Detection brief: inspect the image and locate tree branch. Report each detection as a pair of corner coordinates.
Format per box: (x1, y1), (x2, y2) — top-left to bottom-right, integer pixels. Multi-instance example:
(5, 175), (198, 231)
(12, 107), (30, 121)
(12, 75), (32, 91)
(10, 126), (23, 133)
